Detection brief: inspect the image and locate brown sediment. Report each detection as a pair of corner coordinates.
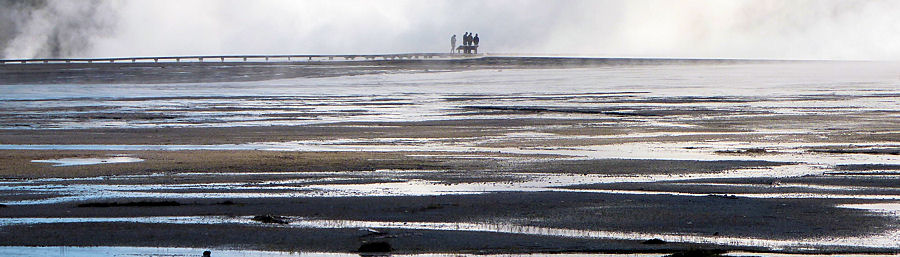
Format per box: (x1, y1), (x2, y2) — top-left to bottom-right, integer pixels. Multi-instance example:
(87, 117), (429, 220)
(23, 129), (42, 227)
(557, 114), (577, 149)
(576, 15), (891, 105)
(0, 147), (792, 179)
(0, 150), (551, 178)
(0, 122), (539, 145)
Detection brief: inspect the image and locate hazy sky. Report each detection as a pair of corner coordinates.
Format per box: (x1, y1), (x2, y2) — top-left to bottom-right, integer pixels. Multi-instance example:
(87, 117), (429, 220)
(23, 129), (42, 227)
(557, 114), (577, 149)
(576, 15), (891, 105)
(2, 0), (900, 60)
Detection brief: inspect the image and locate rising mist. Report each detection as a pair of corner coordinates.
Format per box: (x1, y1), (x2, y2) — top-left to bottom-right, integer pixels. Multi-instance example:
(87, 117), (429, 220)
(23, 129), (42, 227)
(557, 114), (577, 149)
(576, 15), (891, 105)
(2, 0), (899, 60)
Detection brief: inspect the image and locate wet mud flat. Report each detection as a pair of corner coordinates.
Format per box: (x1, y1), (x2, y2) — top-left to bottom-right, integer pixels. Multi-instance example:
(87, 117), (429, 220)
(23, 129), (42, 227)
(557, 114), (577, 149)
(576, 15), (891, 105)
(0, 193), (896, 254)
(1, 145), (899, 254)
(2, 59), (900, 255)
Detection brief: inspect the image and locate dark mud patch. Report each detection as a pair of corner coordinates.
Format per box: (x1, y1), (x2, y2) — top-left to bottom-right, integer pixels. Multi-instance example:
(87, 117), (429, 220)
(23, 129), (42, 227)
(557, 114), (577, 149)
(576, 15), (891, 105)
(811, 148), (900, 155)
(510, 159), (789, 175)
(77, 201), (181, 208)
(444, 91), (648, 99)
(251, 215), (289, 224)
(619, 96), (753, 104)
(714, 148), (772, 155)
(562, 181), (900, 196)
(0, 223), (727, 254)
(0, 123), (562, 145)
(824, 171), (900, 176)
(830, 164), (900, 176)
(240, 178), (408, 188)
(5, 192), (890, 240)
(687, 114), (896, 134)
(674, 176), (900, 189)
(3, 112), (182, 122)
(463, 106), (751, 117)
(347, 102), (415, 106)
(335, 118), (615, 127)
(642, 238), (667, 245)
(132, 188), (316, 194)
(665, 249), (728, 257)
(216, 200), (236, 205)
(0, 192), (64, 202)
(836, 164), (900, 171)
(357, 241), (392, 252)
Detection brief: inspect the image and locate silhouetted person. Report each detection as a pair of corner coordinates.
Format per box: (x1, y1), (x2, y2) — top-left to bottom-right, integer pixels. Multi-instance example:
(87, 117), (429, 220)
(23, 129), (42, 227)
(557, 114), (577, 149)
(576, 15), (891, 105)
(473, 34), (479, 46)
(450, 34), (457, 53)
(464, 32), (470, 46)
(203, 250), (211, 257)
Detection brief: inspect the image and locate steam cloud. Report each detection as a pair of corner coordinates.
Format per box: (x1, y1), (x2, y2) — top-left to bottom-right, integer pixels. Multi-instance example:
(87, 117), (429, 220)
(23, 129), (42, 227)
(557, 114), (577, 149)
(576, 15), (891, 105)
(2, 0), (899, 60)
(0, 0), (116, 59)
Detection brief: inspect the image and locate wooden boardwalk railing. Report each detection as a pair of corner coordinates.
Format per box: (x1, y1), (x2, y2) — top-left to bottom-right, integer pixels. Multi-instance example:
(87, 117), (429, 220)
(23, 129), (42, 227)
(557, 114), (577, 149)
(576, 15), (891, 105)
(0, 53), (483, 64)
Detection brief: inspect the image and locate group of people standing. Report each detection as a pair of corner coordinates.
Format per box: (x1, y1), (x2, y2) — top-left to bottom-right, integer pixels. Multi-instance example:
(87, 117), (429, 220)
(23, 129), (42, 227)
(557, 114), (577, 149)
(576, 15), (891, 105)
(450, 32), (480, 53)
(463, 32), (479, 46)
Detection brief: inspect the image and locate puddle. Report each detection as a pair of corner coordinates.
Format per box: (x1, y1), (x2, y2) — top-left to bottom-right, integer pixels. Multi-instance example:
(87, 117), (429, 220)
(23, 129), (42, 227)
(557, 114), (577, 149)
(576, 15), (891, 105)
(31, 156), (144, 166)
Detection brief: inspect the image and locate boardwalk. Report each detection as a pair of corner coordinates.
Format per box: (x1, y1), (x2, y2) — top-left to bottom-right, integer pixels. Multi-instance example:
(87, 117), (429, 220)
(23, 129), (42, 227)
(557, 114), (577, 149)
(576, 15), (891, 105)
(0, 53), (484, 64)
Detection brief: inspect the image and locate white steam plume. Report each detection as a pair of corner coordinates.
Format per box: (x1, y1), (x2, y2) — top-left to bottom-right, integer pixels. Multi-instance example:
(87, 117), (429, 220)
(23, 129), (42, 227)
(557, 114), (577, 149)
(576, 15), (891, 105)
(2, 0), (900, 60)
(0, 0), (117, 59)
